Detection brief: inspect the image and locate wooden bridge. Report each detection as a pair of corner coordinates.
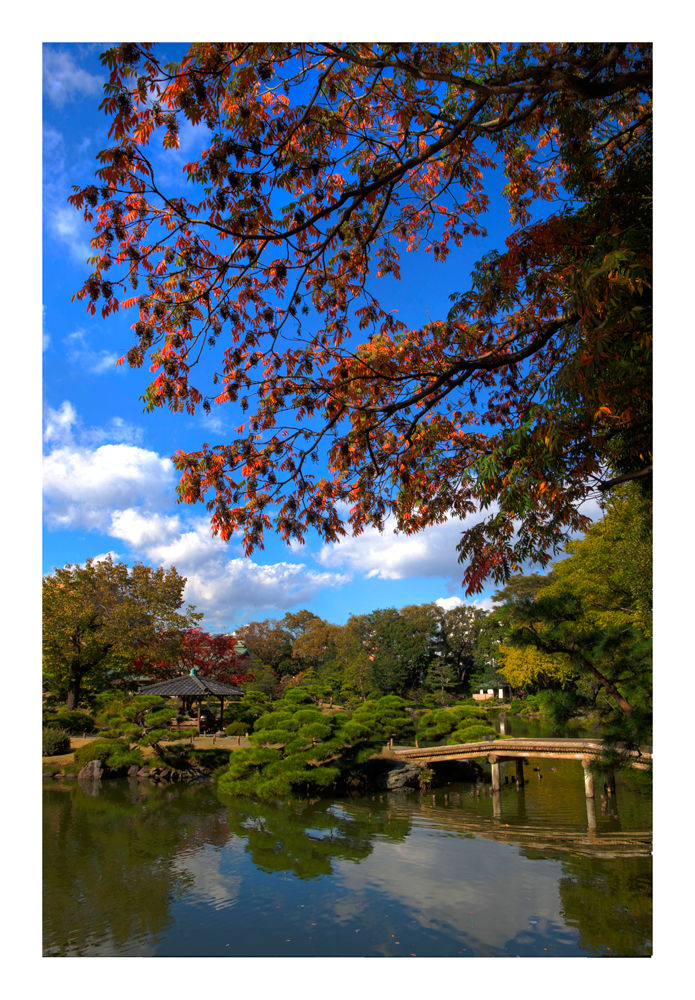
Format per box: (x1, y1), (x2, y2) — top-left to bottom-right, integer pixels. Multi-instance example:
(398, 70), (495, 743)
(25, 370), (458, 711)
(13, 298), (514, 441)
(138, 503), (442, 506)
(392, 737), (652, 803)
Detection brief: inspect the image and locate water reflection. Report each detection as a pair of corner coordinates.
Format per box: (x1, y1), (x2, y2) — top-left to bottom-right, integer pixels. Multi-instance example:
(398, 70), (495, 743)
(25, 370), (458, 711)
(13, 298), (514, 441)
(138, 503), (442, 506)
(225, 797), (411, 880)
(43, 764), (651, 957)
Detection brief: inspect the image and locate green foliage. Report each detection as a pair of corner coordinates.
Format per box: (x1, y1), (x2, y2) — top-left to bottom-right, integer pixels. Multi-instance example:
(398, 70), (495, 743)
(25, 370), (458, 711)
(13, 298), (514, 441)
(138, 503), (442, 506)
(280, 688), (314, 705)
(187, 747), (232, 769)
(72, 739), (134, 768)
(225, 722), (247, 737)
(144, 707), (178, 728)
(104, 747), (146, 769)
(44, 710), (95, 734)
(446, 723), (495, 745)
(518, 692), (551, 714)
(43, 728), (70, 756)
(509, 698), (524, 713)
(42, 555), (201, 709)
(417, 703), (489, 742)
(500, 486), (652, 732)
(217, 692), (376, 799)
(418, 766), (435, 788)
(350, 696), (414, 741)
(222, 690), (269, 731)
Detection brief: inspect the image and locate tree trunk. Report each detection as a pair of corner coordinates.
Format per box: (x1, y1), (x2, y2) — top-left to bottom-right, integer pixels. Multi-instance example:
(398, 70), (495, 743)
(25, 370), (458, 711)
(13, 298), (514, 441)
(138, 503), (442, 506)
(66, 677), (81, 710)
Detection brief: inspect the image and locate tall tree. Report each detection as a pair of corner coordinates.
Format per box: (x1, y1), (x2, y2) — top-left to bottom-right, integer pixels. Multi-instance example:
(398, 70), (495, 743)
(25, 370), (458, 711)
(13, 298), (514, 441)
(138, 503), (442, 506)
(43, 556), (201, 708)
(235, 617), (293, 674)
(70, 43), (652, 593)
(500, 485), (652, 726)
(437, 604), (488, 686)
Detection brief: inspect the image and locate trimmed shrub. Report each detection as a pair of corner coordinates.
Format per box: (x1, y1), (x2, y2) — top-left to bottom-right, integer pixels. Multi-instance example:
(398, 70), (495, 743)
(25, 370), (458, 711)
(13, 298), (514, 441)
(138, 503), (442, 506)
(225, 722), (247, 737)
(43, 728), (70, 756)
(73, 739), (132, 768)
(44, 710), (95, 734)
(446, 723), (495, 745)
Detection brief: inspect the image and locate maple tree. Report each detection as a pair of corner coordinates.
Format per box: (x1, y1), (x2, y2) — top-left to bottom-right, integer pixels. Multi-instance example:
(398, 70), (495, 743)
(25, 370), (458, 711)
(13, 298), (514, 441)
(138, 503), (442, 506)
(70, 43), (652, 592)
(137, 625), (255, 685)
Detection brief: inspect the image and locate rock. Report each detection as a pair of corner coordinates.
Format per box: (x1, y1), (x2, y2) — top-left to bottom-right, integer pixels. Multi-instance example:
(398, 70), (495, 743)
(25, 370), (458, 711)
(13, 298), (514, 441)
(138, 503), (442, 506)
(127, 765), (140, 776)
(65, 774), (76, 781)
(376, 762), (422, 790)
(78, 759), (105, 781)
(137, 767), (149, 777)
(104, 764), (128, 779)
(42, 772), (53, 780)
(159, 769), (171, 779)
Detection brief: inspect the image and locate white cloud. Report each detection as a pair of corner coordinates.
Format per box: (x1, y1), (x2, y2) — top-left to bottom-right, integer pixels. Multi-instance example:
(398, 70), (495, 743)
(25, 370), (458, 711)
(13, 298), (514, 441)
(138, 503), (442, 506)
(43, 442), (175, 531)
(43, 47), (104, 108)
(64, 329), (120, 374)
(88, 551), (121, 565)
(435, 596), (464, 611)
(43, 402), (143, 448)
(43, 401), (78, 445)
(43, 123), (65, 172)
(436, 595), (495, 613)
(48, 206), (93, 263)
(42, 405), (350, 626)
(119, 511), (349, 627)
(82, 417), (143, 447)
(109, 509), (182, 550)
(314, 513), (482, 583)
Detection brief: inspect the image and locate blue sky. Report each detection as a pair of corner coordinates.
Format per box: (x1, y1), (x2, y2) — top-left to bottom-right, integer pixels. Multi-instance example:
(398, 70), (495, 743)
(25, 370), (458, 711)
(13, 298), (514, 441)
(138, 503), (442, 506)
(42, 43), (604, 632)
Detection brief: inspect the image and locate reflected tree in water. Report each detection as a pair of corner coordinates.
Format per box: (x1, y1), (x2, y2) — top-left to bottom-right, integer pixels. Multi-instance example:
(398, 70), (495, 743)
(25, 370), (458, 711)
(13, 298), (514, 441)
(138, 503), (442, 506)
(43, 781), (225, 955)
(222, 797), (411, 880)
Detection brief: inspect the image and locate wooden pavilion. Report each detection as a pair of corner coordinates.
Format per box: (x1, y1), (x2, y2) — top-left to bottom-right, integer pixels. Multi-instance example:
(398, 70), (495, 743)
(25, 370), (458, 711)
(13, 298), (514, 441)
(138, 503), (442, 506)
(138, 668), (243, 734)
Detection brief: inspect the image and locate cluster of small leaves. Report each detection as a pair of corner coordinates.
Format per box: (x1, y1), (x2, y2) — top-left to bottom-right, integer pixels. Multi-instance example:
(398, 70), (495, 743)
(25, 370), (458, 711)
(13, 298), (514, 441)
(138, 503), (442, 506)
(42, 728), (71, 756)
(70, 43), (651, 593)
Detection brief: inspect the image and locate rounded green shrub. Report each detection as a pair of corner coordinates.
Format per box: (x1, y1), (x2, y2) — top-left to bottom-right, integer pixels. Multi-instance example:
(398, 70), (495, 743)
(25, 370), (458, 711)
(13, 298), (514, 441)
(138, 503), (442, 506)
(225, 722), (247, 737)
(43, 728), (70, 756)
(281, 689), (314, 705)
(447, 724), (495, 745)
(45, 710), (95, 734)
(73, 739), (132, 768)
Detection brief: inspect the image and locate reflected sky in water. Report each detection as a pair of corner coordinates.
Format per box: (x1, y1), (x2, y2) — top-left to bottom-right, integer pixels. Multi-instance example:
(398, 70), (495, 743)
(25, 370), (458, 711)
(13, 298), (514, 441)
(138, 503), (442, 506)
(43, 755), (651, 958)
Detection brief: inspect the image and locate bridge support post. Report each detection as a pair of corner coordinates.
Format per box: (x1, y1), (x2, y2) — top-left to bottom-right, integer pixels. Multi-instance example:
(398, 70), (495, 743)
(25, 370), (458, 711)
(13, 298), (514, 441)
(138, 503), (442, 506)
(492, 790), (502, 819)
(582, 758), (594, 798)
(586, 795), (597, 830)
(488, 755), (501, 791)
(515, 759), (524, 788)
(605, 770), (616, 796)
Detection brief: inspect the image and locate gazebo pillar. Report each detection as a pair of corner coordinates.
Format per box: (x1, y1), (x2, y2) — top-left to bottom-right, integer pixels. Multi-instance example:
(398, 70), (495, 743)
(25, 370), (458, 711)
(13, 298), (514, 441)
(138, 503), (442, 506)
(197, 698), (202, 735)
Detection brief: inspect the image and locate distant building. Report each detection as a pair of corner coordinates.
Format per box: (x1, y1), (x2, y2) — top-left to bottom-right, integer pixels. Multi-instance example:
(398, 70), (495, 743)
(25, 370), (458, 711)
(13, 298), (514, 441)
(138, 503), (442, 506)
(472, 685), (511, 701)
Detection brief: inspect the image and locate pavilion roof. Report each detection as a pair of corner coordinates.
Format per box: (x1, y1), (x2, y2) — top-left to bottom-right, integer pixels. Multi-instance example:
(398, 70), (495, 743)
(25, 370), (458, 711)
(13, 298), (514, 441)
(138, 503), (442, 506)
(137, 674), (243, 697)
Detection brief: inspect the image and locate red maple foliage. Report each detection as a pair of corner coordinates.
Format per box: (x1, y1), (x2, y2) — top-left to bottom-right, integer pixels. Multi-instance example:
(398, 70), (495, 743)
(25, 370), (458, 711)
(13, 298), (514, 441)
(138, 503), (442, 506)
(69, 43), (652, 593)
(133, 627), (255, 686)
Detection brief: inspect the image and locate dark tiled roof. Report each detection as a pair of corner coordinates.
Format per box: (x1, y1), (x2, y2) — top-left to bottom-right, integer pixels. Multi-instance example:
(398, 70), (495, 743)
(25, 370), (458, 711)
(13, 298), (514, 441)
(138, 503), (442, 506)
(137, 675), (243, 697)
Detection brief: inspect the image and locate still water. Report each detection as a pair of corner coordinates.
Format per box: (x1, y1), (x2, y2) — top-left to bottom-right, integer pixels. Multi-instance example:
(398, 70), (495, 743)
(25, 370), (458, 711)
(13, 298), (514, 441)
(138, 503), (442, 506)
(43, 741), (651, 957)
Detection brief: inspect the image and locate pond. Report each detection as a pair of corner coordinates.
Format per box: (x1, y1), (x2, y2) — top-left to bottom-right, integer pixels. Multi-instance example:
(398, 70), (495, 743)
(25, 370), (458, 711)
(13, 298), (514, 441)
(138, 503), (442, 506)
(43, 752), (651, 957)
